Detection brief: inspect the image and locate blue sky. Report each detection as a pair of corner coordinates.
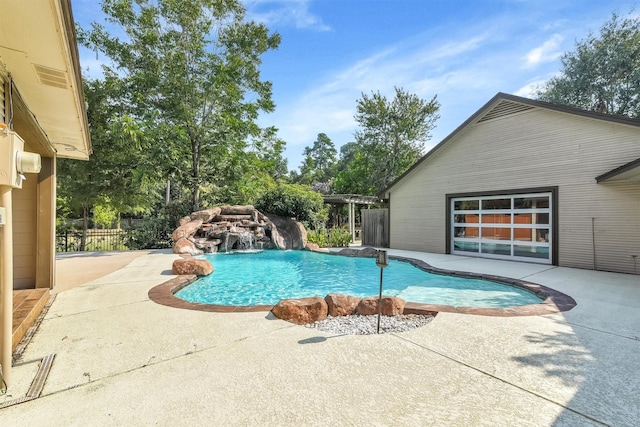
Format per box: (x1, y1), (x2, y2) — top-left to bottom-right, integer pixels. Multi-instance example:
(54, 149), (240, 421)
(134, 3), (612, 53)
(72, 0), (638, 172)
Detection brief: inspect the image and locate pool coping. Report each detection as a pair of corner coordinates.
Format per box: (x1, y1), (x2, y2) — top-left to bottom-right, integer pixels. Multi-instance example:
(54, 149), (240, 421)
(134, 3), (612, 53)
(148, 249), (577, 317)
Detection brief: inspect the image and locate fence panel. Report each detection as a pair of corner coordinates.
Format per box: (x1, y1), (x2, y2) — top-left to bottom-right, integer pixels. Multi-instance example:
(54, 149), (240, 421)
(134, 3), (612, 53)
(362, 209), (389, 247)
(56, 229), (130, 252)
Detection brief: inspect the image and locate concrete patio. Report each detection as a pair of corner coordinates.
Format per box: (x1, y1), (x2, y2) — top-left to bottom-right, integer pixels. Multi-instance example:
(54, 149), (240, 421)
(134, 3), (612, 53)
(1, 248), (638, 426)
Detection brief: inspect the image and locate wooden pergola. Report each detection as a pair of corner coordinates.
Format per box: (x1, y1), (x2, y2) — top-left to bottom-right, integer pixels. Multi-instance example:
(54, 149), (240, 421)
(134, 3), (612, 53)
(322, 194), (383, 242)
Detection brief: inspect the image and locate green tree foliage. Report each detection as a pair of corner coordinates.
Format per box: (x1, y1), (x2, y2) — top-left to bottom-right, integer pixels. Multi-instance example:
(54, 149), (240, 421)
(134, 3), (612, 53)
(538, 11), (640, 117)
(57, 78), (157, 248)
(213, 127), (287, 206)
(333, 150), (376, 195)
(254, 183), (327, 227)
(335, 87), (440, 194)
(335, 141), (358, 173)
(128, 201), (192, 249)
(78, 0), (281, 211)
(92, 197), (119, 228)
(295, 133), (337, 186)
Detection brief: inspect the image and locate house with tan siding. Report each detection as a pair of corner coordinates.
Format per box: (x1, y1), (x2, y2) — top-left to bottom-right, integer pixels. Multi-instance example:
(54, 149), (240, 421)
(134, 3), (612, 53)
(381, 93), (640, 275)
(0, 0), (90, 384)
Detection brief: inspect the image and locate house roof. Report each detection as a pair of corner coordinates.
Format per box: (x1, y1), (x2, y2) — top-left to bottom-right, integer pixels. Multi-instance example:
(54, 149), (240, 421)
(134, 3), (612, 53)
(0, 0), (91, 160)
(380, 92), (640, 196)
(596, 157), (640, 183)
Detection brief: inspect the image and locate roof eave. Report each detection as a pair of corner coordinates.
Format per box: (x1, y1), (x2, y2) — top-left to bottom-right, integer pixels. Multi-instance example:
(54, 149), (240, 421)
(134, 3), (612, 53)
(380, 92), (640, 197)
(596, 157), (640, 183)
(59, 0), (92, 158)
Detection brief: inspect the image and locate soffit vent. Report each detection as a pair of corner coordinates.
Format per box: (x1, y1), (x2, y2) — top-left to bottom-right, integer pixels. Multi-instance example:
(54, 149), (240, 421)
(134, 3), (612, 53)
(477, 100), (534, 123)
(33, 64), (68, 89)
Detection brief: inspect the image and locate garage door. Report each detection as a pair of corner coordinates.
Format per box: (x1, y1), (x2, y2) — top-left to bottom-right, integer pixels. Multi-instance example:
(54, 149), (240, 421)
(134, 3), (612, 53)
(451, 192), (552, 264)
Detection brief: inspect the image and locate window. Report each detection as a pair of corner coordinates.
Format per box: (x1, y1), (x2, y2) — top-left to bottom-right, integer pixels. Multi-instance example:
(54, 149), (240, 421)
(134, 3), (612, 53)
(451, 192), (552, 263)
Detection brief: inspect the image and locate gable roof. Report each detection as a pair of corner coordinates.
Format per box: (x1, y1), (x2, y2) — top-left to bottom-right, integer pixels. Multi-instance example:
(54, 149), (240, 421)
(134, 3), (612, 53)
(596, 156), (640, 183)
(0, 0), (91, 159)
(381, 92), (640, 196)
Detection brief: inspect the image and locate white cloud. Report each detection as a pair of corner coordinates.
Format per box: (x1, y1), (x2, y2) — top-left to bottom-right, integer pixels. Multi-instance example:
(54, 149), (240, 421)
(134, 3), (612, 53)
(244, 0), (331, 31)
(523, 34), (564, 68)
(514, 80), (545, 98)
(268, 30), (502, 168)
(266, 13), (578, 170)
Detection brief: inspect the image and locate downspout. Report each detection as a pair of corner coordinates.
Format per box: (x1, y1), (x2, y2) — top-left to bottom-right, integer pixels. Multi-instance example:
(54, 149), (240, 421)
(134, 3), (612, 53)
(0, 185), (13, 386)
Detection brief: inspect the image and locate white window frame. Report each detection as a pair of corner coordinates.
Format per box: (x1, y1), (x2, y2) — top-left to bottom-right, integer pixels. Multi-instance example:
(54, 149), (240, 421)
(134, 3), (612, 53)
(451, 192), (552, 264)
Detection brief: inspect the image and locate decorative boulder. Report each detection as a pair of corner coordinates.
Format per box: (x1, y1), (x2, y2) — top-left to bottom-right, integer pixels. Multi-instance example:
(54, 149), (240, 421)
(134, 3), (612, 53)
(272, 296), (328, 325)
(338, 247), (379, 258)
(172, 219), (203, 241)
(305, 243), (329, 253)
(220, 205), (256, 215)
(263, 213), (308, 250)
(172, 258), (214, 276)
(190, 207), (221, 223)
(380, 296), (406, 316)
(356, 296), (406, 316)
(356, 297), (378, 315)
(172, 237), (202, 256)
(178, 215), (192, 226)
(325, 293), (360, 317)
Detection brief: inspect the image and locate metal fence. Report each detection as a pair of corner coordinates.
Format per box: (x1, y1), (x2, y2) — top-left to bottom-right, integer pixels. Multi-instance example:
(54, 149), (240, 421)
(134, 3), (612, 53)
(56, 229), (130, 252)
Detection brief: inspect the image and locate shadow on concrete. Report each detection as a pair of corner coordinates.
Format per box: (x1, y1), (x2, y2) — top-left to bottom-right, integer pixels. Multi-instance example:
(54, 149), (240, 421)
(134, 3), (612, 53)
(512, 315), (639, 426)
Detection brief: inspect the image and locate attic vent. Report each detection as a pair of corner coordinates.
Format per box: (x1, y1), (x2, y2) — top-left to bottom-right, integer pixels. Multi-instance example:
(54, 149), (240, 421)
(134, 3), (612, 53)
(478, 100), (534, 122)
(33, 65), (68, 89)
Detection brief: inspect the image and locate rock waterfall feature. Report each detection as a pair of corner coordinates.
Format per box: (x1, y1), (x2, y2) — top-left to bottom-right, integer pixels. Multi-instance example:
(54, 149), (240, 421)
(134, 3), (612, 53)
(171, 205), (308, 256)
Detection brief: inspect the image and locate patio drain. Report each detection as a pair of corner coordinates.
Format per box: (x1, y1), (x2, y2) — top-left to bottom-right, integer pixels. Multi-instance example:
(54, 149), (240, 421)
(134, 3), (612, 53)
(0, 353), (55, 409)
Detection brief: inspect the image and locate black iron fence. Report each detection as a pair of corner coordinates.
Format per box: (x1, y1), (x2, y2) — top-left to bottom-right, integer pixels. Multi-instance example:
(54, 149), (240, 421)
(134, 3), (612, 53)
(56, 229), (130, 252)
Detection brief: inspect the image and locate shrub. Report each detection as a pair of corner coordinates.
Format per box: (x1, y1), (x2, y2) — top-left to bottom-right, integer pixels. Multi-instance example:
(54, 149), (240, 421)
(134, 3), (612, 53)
(306, 227), (351, 248)
(128, 218), (173, 249)
(255, 183), (327, 227)
(328, 227), (352, 247)
(306, 228), (328, 247)
(128, 201), (191, 249)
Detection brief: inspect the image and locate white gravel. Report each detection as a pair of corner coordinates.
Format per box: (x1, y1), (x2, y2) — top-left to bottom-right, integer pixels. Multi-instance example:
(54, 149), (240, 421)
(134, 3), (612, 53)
(305, 314), (434, 335)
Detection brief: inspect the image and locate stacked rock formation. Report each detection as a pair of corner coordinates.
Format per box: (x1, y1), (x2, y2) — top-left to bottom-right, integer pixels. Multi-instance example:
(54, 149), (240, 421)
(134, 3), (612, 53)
(172, 204), (307, 256)
(271, 293), (406, 325)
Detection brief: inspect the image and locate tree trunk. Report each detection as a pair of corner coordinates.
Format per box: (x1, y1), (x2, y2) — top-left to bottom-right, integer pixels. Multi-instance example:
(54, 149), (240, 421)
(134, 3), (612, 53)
(192, 186), (200, 212)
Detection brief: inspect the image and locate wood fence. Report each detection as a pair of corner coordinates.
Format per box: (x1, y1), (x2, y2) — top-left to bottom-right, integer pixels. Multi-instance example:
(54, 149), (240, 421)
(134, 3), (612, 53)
(361, 209), (388, 247)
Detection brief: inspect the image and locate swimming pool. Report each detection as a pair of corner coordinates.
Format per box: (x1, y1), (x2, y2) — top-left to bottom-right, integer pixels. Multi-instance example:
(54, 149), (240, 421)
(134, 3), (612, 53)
(174, 250), (542, 308)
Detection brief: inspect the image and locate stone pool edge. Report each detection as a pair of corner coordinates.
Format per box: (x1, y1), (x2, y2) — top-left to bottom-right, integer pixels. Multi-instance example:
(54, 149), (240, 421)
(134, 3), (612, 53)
(147, 250), (576, 317)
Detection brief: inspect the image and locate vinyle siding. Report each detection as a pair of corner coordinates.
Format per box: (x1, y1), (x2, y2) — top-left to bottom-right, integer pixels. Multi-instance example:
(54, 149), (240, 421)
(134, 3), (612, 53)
(559, 182), (640, 273)
(389, 108), (640, 273)
(13, 173), (38, 289)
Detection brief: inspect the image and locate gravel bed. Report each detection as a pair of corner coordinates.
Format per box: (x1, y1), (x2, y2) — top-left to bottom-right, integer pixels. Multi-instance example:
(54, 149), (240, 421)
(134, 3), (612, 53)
(305, 314), (434, 335)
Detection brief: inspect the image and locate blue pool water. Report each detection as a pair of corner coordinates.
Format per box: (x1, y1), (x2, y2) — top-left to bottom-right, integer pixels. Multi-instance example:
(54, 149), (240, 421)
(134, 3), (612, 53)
(175, 250), (542, 308)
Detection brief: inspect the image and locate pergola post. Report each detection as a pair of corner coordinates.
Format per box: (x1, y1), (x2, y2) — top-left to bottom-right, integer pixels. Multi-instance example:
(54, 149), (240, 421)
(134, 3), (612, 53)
(350, 202), (355, 243)
(322, 194), (383, 246)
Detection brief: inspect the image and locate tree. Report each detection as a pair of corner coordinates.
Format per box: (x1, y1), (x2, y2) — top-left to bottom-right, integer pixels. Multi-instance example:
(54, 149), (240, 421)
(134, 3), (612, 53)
(79, 0), (281, 211)
(349, 87), (440, 193)
(296, 133), (337, 186)
(57, 77), (157, 249)
(217, 127), (287, 205)
(335, 141), (358, 173)
(538, 11), (640, 117)
(333, 149), (376, 195)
